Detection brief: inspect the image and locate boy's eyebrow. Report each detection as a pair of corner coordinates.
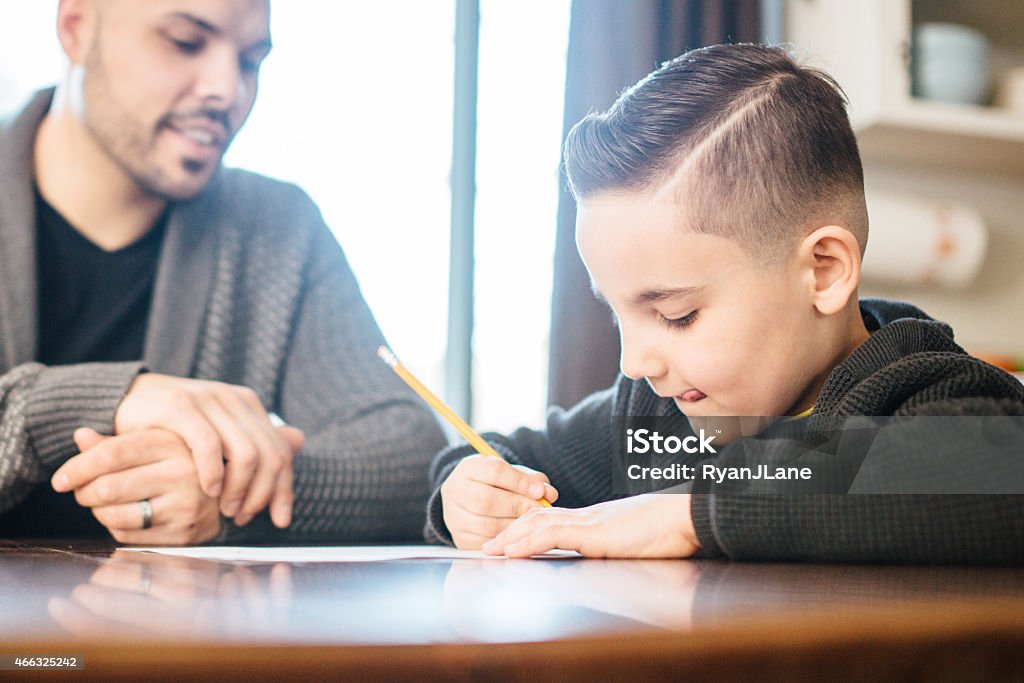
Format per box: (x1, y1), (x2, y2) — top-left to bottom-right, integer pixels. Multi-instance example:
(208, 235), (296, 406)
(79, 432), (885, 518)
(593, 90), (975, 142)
(589, 282), (704, 306)
(632, 286), (704, 305)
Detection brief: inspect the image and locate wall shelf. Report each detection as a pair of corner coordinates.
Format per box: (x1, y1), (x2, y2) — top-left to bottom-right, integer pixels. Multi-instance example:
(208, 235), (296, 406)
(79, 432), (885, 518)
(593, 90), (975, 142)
(855, 101), (1024, 176)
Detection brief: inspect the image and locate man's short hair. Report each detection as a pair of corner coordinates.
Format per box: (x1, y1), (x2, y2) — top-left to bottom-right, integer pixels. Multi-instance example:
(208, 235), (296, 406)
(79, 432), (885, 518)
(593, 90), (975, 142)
(564, 43), (868, 262)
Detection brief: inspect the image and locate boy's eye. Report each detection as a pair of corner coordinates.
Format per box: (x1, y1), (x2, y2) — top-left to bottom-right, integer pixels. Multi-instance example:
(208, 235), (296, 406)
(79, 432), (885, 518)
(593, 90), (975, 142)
(660, 310), (698, 330)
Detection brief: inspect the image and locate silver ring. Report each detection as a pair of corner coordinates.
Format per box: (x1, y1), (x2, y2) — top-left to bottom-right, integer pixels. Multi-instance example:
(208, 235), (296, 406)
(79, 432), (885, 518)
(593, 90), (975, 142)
(139, 499), (153, 530)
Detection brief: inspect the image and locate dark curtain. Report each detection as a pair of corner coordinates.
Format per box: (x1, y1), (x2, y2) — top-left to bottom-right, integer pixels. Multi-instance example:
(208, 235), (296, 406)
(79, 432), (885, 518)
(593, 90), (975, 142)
(547, 0), (761, 410)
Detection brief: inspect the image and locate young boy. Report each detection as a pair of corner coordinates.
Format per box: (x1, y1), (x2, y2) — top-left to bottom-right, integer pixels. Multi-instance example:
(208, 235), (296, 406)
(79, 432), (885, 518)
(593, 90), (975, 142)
(426, 44), (1024, 564)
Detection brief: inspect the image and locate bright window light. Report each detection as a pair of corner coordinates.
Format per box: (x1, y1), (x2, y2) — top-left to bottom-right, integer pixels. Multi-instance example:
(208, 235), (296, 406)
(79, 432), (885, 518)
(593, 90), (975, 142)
(473, 0), (571, 432)
(0, 1), (571, 434)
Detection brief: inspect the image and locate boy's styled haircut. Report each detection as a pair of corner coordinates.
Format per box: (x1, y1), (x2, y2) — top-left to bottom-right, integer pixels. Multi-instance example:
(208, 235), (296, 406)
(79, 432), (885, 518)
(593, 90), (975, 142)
(564, 43), (868, 262)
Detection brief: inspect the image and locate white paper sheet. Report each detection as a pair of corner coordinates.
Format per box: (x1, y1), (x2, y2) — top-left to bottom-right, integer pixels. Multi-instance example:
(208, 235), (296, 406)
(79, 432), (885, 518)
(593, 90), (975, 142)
(119, 545), (580, 564)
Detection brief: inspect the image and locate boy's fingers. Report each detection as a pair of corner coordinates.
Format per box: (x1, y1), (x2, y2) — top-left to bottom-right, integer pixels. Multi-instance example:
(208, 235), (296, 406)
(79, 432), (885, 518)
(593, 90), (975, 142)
(514, 465), (559, 503)
(467, 457), (547, 500)
(449, 507), (512, 539)
(450, 530), (495, 551)
(543, 484), (559, 503)
(453, 486), (540, 520)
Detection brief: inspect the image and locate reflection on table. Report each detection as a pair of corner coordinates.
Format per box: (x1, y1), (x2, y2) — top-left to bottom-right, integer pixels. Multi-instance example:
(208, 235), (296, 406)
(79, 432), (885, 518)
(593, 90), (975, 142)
(3, 540), (1023, 646)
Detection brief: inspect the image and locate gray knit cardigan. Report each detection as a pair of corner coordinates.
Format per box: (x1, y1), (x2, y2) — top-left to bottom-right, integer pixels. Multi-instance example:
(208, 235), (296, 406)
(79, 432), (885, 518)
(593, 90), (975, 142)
(0, 89), (447, 541)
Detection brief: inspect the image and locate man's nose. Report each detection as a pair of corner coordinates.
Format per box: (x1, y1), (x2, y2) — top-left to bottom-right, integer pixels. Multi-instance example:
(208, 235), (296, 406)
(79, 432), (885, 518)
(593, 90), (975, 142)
(195, 49), (246, 112)
(619, 327), (668, 382)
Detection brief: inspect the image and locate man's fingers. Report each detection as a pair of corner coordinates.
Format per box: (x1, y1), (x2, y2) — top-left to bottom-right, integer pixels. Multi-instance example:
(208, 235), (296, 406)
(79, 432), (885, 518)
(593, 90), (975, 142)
(268, 463), (294, 529)
(198, 396), (259, 517)
(75, 465), (162, 508)
(73, 428), (107, 452)
(166, 407), (225, 499)
(91, 496), (158, 530)
(276, 425), (305, 453)
(53, 432), (169, 492)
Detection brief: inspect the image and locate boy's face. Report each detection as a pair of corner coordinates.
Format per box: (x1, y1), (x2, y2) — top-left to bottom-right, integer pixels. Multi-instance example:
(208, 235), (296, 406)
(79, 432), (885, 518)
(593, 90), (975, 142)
(576, 187), (826, 422)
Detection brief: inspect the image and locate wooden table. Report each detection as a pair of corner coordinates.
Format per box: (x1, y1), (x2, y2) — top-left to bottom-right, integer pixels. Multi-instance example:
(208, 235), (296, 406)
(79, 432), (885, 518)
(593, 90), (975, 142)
(2, 538), (1023, 681)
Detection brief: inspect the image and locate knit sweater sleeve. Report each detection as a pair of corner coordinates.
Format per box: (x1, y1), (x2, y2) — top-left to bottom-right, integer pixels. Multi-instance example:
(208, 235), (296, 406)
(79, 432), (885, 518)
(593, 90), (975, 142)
(218, 222), (448, 544)
(691, 362), (1024, 565)
(0, 361), (144, 515)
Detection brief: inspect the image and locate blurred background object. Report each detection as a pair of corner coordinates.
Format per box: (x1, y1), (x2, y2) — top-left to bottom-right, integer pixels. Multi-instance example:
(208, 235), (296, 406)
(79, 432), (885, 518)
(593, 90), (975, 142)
(912, 22), (990, 105)
(862, 190), (988, 290)
(786, 0), (1024, 366)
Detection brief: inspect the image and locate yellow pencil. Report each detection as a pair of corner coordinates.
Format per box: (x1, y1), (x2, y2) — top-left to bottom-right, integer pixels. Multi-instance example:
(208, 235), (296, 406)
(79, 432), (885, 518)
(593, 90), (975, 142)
(377, 345), (552, 507)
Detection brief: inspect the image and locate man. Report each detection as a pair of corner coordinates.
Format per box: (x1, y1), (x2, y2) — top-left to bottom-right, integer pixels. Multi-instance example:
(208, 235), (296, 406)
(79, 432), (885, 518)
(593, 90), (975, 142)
(0, 0), (447, 544)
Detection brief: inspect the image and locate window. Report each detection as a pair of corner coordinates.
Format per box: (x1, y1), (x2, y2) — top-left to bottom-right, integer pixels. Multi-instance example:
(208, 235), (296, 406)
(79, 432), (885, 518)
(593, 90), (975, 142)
(0, 1), (571, 432)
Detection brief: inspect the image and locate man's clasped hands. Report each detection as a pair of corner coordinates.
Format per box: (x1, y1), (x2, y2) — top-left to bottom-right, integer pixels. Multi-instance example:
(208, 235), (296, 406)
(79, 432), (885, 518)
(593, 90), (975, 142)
(50, 373), (304, 544)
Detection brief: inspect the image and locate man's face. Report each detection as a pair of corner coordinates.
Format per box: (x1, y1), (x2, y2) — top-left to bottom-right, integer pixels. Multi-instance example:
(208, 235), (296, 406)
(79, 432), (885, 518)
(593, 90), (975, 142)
(76, 0), (271, 200)
(576, 186), (826, 427)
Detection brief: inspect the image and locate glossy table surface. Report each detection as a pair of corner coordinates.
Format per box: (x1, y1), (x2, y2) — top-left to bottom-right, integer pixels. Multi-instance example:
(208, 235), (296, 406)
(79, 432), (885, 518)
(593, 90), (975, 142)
(3, 538), (1024, 680)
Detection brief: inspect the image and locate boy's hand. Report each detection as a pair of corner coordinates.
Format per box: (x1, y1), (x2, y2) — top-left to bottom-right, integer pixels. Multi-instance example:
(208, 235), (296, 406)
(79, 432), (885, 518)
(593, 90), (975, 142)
(440, 455), (559, 549)
(113, 373), (305, 528)
(481, 493), (700, 559)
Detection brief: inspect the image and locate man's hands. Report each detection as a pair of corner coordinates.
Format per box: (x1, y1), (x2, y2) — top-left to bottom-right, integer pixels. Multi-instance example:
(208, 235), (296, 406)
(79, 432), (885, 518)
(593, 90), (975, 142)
(440, 455), (559, 549)
(113, 374), (304, 527)
(481, 494), (701, 559)
(52, 428), (222, 545)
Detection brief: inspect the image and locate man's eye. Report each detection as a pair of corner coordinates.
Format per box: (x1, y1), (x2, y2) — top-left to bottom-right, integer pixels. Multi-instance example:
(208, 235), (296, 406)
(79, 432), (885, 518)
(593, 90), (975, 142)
(660, 310), (698, 330)
(170, 38), (203, 54)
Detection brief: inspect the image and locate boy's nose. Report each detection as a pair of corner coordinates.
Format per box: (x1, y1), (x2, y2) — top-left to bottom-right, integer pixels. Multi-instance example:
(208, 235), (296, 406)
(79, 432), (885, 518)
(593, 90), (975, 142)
(619, 331), (668, 382)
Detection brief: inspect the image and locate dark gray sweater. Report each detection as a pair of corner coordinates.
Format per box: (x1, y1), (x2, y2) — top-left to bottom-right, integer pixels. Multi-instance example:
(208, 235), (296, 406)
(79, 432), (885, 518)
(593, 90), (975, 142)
(427, 300), (1024, 564)
(1, 89), (448, 541)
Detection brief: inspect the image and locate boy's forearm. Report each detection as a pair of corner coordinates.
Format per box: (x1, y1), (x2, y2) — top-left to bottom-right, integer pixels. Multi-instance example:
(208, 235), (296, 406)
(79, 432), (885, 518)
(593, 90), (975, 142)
(694, 494), (1024, 564)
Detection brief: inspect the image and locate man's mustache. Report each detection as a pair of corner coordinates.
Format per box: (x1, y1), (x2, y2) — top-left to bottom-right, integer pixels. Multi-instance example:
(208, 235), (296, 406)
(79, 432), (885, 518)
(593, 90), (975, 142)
(161, 108), (232, 134)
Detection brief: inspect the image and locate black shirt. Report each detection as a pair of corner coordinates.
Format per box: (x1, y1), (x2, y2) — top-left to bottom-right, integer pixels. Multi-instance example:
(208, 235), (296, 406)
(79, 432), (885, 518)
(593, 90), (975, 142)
(35, 190), (166, 365)
(1, 190), (166, 537)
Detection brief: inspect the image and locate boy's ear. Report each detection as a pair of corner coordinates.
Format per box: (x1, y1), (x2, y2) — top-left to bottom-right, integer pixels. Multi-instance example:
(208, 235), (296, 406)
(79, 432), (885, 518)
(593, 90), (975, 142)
(797, 225), (862, 316)
(56, 0), (98, 66)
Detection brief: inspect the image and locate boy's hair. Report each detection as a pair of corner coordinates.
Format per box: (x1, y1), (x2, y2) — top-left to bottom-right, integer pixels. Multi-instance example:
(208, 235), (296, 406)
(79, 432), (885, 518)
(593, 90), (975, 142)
(564, 43), (868, 263)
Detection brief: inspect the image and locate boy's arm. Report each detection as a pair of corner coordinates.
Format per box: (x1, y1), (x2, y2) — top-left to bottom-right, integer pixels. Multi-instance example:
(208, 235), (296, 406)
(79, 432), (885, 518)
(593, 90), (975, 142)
(693, 397), (1024, 564)
(691, 494), (1023, 564)
(0, 361), (144, 515)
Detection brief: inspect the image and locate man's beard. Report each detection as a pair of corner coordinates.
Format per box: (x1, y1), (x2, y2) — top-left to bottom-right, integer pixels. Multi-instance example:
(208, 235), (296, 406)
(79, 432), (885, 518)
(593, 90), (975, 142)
(80, 44), (224, 201)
